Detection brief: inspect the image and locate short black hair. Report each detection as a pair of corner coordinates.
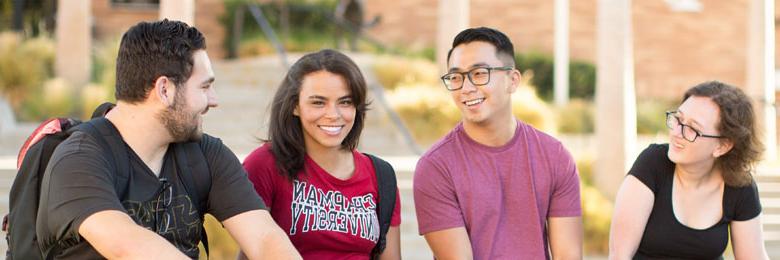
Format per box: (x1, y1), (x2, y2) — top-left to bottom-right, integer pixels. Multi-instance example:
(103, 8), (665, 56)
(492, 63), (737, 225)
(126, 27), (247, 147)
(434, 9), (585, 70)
(446, 27), (515, 67)
(115, 19), (206, 103)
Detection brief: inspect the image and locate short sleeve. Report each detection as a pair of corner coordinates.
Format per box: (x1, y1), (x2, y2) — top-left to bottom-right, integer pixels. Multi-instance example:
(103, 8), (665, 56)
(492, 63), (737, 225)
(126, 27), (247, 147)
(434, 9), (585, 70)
(733, 180), (762, 221)
(548, 143), (582, 217)
(413, 156), (464, 235)
(201, 135), (265, 221)
(390, 188), (402, 226)
(243, 145), (279, 209)
(37, 133), (125, 245)
(627, 144), (668, 194)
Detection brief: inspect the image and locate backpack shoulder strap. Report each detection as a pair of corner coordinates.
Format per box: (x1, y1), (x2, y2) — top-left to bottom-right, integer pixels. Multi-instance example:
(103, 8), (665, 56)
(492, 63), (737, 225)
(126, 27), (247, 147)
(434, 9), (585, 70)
(78, 118), (132, 198)
(364, 153), (396, 259)
(172, 142), (212, 257)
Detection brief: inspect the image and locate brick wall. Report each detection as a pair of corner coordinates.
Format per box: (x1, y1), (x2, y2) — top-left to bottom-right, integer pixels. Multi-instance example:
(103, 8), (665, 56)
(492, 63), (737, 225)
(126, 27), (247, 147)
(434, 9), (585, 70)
(365, 0), (757, 100)
(633, 0), (747, 99)
(92, 0), (227, 59)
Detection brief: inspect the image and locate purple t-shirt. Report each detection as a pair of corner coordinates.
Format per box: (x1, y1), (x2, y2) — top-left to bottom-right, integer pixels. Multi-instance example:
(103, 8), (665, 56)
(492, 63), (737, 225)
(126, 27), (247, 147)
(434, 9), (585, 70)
(413, 121), (582, 259)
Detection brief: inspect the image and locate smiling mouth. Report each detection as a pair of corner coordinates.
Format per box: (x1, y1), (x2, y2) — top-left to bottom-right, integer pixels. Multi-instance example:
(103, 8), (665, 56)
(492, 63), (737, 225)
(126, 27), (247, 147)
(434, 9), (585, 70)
(318, 125), (344, 134)
(464, 98), (485, 107)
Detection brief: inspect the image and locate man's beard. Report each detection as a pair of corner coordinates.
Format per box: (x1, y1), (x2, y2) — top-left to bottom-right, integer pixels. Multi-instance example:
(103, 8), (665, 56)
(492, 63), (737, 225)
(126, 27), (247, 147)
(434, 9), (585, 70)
(157, 92), (202, 142)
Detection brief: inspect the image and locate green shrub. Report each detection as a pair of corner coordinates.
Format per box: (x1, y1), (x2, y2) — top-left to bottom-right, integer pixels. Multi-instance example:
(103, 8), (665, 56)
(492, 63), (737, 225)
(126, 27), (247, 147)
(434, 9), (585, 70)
(576, 158), (611, 255)
(92, 38), (119, 99)
(0, 32), (55, 111)
(80, 83), (111, 119)
(514, 52), (596, 101)
(19, 78), (77, 120)
(221, 0), (339, 58)
(576, 158), (594, 186)
(557, 99), (594, 134)
(386, 82), (460, 146)
(372, 56), (439, 90)
(582, 184), (612, 255)
(637, 99), (675, 135)
(511, 86), (557, 134)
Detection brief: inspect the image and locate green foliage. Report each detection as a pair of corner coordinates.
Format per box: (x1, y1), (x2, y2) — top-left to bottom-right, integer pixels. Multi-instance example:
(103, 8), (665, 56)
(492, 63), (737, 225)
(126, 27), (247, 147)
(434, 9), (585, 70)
(511, 86), (557, 134)
(386, 83), (460, 146)
(637, 99), (675, 135)
(0, 33), (121, 121)
(576, 158), (612, 255)
(0, 32), (56, 119)
(0, 0), (55, 36)
(581, 185), (612, 254)
(372, 56), (439, 90)
(19, 78), (77, 120)
(221, 0), (339, 58)
(237, 31), (335, 57)
(557, 99), (594, 134)
(514, 52), (596, 101)
(555, 98), (676, 135)
(90, 38), (120, 104)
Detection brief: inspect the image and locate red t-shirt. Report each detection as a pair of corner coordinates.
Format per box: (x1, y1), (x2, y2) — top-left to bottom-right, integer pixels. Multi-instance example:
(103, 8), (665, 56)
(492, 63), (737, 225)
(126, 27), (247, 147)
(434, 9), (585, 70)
(244, 144), (401, 259)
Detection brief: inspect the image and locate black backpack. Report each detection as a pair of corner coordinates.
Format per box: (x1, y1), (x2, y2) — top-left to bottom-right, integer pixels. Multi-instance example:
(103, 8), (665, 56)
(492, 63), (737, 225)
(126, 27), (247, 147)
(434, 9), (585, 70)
(365, 154), (397, 259)
(3, 103), (212, 259)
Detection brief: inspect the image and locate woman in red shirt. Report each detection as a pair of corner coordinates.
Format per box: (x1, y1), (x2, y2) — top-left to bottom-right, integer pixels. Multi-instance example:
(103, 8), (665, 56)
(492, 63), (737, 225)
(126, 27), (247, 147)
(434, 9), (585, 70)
(242, 49), (401, 260)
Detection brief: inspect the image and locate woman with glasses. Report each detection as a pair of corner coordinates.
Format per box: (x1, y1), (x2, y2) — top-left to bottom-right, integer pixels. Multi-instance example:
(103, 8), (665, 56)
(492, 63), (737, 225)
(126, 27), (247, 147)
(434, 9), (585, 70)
(241, 49), (401, 259)
(609, 81), (769, 260)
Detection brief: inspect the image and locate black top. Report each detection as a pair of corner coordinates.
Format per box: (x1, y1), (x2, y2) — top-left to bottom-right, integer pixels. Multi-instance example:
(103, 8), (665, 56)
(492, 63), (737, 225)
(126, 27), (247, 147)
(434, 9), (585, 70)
(629, 144), (761, 260)
(37, 122), (265, 259)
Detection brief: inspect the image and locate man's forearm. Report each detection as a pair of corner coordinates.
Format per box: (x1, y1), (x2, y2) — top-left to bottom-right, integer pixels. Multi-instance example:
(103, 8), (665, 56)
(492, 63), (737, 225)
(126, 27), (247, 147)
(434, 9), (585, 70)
(79, 210), (188, 260)
(224, 210), (302, 260)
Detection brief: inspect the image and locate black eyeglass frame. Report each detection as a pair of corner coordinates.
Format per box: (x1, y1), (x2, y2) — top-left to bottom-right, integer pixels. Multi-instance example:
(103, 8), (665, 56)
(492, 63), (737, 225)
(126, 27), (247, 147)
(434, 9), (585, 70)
(665, 110), (725, 142)
(440, 66), (514, 91)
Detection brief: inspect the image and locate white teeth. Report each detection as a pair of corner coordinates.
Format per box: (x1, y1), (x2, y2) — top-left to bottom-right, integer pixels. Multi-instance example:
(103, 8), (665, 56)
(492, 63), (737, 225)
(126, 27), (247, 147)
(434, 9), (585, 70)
(464, 98), (485, 106)
(319, 126), (343, 133)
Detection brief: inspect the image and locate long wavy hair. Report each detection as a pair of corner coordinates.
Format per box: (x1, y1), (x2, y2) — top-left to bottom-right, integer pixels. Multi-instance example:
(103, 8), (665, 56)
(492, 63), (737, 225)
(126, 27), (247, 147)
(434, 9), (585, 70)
(682, 81), (764, 187)
(266, 49), (368, 180)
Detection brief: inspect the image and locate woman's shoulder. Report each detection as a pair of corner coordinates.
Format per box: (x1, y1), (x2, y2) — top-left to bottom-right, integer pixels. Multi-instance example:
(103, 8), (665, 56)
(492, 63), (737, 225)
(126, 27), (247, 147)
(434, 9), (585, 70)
(633, 143), (673, 169)
(244, 143), (279, 172)
(245, 143), (275, 160)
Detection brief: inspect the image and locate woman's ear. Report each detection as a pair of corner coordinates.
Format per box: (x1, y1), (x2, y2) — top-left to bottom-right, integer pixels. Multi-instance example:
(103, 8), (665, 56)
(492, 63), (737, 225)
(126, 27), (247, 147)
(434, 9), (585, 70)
(713, 138), (734, 158)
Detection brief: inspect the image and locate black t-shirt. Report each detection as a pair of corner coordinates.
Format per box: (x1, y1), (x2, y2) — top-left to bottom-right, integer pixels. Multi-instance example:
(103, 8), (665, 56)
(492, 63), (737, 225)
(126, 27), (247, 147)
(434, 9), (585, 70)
(36, 122), (266, 259)
(628, 144), (761, 260)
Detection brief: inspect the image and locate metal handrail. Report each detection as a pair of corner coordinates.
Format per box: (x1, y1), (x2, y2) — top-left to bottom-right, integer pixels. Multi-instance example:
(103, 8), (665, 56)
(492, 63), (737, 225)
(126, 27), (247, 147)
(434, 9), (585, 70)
(244, 3), (290, 69)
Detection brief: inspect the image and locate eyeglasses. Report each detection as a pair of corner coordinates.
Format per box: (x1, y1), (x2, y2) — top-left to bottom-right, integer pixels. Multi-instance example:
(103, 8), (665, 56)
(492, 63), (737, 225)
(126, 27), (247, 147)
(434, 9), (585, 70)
(440, 66), (513, 91)
(155, 178), (172, 234)
(665, 111), (724, 142)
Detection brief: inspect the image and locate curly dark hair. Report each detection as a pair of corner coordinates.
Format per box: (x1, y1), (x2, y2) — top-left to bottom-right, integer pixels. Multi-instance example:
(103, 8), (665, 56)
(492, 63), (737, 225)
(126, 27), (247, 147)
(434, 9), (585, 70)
(683, 81), (764, 187)
(266, 49), (369, 180)
(115, 19), (206, 103)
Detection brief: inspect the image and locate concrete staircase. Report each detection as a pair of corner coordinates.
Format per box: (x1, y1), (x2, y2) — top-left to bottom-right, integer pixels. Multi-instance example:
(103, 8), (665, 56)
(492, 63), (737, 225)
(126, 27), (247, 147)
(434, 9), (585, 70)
(756, 173), (780, 257)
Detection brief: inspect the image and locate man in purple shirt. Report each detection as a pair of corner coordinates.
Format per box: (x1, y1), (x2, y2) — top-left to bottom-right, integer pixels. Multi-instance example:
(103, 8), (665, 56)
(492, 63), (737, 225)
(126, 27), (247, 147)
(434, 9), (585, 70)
(413, 27), (583, 259)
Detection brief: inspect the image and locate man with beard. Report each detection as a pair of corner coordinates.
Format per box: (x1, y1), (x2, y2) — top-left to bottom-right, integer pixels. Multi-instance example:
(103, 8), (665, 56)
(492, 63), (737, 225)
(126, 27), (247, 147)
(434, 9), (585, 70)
(35, 20), (301, 259)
